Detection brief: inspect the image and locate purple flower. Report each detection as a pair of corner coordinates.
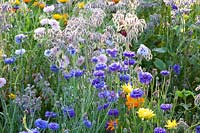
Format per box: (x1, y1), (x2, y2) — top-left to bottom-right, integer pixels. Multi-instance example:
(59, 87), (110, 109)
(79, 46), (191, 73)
(106, 48), (118, 57)
(130, 89), (144, 98)
(124, 59), (136, 66)
(123, 51), (135, 58)
(171, 4), (178, 10)
(119, 74), (130, 82)
(34, 118), (48, 129)
(196, 125), (200, 133)
(97, 54), (107, 64)
(94, 81), (106, 89)
(98, 90), (110, 99)
(154, 127), (166, 133)
(160, 70), (170, 76)
(160, 104), (172, 111)
(31, 128), (40, 133)
(67, 46), (76, 55)
(95, 63), (107, 70)
(108, 62), (121, 72)
(74, 70), (84, 77)
(48, 122), (59, 130)
(63, 73), (72, 80)
(50, 65), (59, 73)
(138, 72), (153, 85)
(108, 109), (119, 117)
(173, 64), (180, 75)
(0, 78), (6, 88)
(15, 34), (27, 44)
(91, 56), (98, 63)
(107, 91), (119, 102)
(83, 119), (92, 128)
(93, 70), (105, 77)
(63, 107), (75, 118)
(4, 57), (16, 64)
(98, 103), (110, 110)
(45, 111), (57, 118)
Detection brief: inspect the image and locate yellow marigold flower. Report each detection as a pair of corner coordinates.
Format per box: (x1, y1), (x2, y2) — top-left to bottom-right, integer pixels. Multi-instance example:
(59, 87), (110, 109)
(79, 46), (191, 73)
(106, 119), (118, 131)
(62, 14), (68, 19)
(137, 108), (155, 120)
(23, 0), (31, 3)
(121, 83), (132, 93)
(53, 14), (63, 20)
(57, 0), (69, 3)
(125, 96), (144, 110)
(33, 2), (39, 6)
(112, 0), (120, 4)
(13, 0), (20, 5)
(8, 93), (17, 99)
(165, 120), (177, 129)
(39, 3), (45, 9)
(77, 2), (85, 9)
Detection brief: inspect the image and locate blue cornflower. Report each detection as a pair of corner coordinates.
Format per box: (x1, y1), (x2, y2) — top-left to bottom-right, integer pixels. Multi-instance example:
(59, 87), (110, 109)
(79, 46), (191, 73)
(67, 46), (76, 55)
(160, 104), (172, 111)
(94, 81), (106, 89)
(75, 69), (84, 77)
(50, 65), (59, 73)
(173, 64), (180, 75)
(45, 111), (57, 118)
(93, 70), (105, 77)
(108, 62), (121, 72)
(154, 127), (166, 133)
(4, 57), (16, 64)
(48, 122), (59, 130)
(15, 34), (27, 44)
(196, 125), (200, 133)
(31, 128), (40, 133)
(108, 109), (119, 117)
(63, 107), (75, 118)
(105, 39), (113, 46)
(91, 56), (98, 63)
(130, 89), (144, 98)
(106, 48), (118, 57)
(98, 90), (110, 99)
(119, 74), (130, 82)
(98, 103), (110, 110)
(95, 63), (107, 70)
(123, 51), (135, 58)
(171, 4), (178, 10)
(63, 73), (73, 80)
(138, 72), (153, 85)
(34, 118), (48, 129)
(124, 59), (136, 66)
(160, 70), (170, 76)
(107, 91), (119, 102)
(83, 119), (92, 128)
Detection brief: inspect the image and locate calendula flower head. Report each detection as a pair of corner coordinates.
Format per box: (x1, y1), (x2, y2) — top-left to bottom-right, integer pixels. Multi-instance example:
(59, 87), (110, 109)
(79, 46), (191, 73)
(165, 120), (177, 129)
(23, 0), (31, 3)
(53, 14), (63, 20)
(137, 108), (155, 120)
(122, 83), (132, 93)
(8, 93), (16, 99)
(57, 0), (69, 3)
(125, 96), (144, 110)
(77, 2), (85, 9)
(112, 0), (120, 4)
(106, 119), (118, 131)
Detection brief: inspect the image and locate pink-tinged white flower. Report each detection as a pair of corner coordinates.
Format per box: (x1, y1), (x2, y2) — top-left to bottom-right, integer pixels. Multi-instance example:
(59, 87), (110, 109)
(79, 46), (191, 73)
(40, 18), (49, 25)
(0, 78), (6, 88)
(34, 27), (46, 35)
(60, 55), (70, 69)
(15, 48), (26, 55)
(43, 5), (55, 13)
(44, 49), (52, 57)
(97, 54), (107, 64)
(76, 56), (85, 66)
(49, 19), (60, 30)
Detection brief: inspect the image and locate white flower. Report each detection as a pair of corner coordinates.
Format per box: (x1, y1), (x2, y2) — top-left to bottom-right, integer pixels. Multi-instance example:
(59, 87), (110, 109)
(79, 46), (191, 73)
(0, 78), (6, 88)
(43, 5), (55, 13)
(137, 44), (152, 60)
(15, 48), (26, 55)
(44, 49), (52, 57)
(49, 19), (60, 30)
(40, 18), (49, 25)
(97, 54), (107, 64)
(76, 56), (85, 66)
(34, 27), (46, 35)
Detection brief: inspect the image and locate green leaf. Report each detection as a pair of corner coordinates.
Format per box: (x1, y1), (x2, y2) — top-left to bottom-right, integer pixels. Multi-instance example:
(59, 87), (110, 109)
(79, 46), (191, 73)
(153, 58), (166, 70)
(176, 90), (184, 98)
(153, 47), (168, 53)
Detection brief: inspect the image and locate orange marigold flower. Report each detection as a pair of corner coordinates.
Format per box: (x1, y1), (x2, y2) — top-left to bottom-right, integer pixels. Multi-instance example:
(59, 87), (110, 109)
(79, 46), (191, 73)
(125, 95), (144, 110)
(106, 119), (118, 131)
(39, 3), (45, 9)
(23, 0), (31, 3)
(112, 0), (120, 4)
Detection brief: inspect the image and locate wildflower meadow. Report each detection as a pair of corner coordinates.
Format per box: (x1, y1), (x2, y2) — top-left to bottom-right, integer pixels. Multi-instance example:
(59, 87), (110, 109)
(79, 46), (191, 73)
(0, 0), (200, 133)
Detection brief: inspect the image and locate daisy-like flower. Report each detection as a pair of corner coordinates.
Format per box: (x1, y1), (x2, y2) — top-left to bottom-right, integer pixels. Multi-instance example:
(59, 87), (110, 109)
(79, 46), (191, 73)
(43, 5), (55, 13)
(77, 2), (85, 9)
(106, 119), (118, 131)
(121, 83), (132, 93)
(165, 120), (177, 129)
(15, 48), (26, 55)
(52, 14), (63, 20)
(125, 96), (144, 110)
(57, 0), (69, 3)
(137, 108), (155, 120)
(8, 93), (16, 99)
